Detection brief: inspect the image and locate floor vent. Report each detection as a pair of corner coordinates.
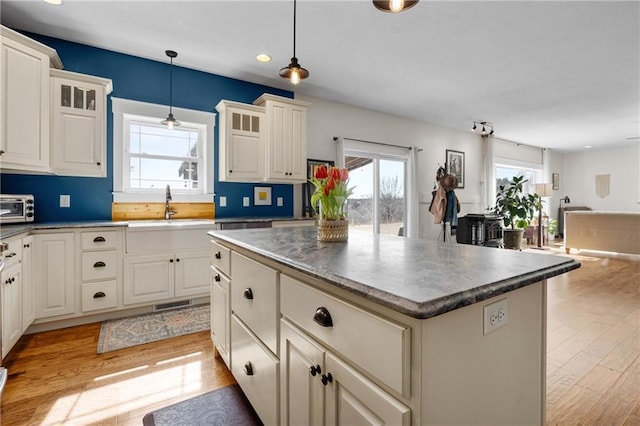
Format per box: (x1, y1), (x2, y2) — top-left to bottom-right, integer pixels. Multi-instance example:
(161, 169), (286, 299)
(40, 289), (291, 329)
(153, 300), (192, 312)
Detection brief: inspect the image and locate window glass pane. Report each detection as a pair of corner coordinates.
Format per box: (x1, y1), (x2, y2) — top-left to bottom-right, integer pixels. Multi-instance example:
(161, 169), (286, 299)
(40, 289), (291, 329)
(74, 87), (84, 109)
(86, 90), (96, 110)
(129, 157), (198, 189)
(132, 124), (198, 157)
(348, 160), (374, 234)
(379, 159), (405, 236)
(61, 85), (71, 107)
(496, 166), (537, 194)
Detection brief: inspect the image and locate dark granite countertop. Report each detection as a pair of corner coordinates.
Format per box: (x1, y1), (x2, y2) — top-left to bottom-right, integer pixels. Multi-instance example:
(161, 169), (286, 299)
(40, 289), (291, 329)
(0, 221), (128, 240)
(208, 227), (580, 319)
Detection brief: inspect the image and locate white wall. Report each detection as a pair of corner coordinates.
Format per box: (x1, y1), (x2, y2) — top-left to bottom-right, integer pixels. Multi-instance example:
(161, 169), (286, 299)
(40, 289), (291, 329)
(296, 94), (484, 240)
(562, 143), (640, 212)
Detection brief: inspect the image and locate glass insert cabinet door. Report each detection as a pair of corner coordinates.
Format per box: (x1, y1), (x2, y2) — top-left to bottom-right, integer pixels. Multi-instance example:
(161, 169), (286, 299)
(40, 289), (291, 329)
(60, 84), (96, 111)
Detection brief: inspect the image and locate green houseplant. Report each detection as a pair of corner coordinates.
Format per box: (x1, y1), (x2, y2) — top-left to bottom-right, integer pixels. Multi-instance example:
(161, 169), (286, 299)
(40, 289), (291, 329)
(489, 175), (542, 249)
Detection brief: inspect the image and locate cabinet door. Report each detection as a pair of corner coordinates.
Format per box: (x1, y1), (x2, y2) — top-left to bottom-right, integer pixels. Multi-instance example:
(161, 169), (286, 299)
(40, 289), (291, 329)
(51, 76), (106, 177)
(220, 107), (265, 182)
(325, 352), (410, 426)
(34, 233), (75, 319)
(0, 37), (50, 172)
(21, 235), (35, 331)
(265, 101), (307, 183)
(281, 319), (325, 426)
(174, 250), (210, 297)
(123, 254), (174, 305)
(210, 266), (230, 368)
(2, 262), (22, 358)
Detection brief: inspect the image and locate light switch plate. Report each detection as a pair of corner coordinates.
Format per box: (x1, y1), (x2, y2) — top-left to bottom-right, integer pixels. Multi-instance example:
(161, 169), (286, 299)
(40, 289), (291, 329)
(60, 194), (71, 208)
(219, 196), (227, 207)
(243, 197), (250, 207)
(277, 197), (283, 207)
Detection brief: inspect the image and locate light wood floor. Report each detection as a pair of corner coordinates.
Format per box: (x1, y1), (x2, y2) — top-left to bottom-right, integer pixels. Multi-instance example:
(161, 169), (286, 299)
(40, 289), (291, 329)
(1, 249), (638, 425)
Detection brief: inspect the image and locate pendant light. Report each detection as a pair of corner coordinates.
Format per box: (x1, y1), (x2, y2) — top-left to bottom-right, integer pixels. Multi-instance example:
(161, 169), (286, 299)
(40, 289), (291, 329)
(373, 0), (418, 13)
(161, 50), (180, 129)
(279, 0), (309, 85)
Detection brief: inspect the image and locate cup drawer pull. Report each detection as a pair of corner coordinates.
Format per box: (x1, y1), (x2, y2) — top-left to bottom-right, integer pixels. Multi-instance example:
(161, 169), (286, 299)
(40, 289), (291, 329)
(93, 291), (106, 298)
(313, 307), (334, 327)
(93, 261), (106, 268)
(93, 236), (106, 243)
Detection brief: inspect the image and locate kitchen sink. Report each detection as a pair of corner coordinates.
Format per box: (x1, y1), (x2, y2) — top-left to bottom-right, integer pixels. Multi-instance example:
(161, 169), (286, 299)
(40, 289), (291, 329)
(124, 219), (216, 254)
(126, 219), (216, 230)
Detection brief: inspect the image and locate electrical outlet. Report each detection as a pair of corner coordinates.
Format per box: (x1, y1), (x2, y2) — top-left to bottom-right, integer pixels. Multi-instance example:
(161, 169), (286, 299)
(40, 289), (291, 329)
(219, 196), (227, 207)
(277, 197), (283, 207)
(483, 298), (508, 335)
(243, 197), (250, 207)
(60, 194), (71, 208)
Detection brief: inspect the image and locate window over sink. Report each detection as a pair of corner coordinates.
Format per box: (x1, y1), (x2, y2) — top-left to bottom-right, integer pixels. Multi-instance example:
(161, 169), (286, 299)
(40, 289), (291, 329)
(112, 98), (215, 202)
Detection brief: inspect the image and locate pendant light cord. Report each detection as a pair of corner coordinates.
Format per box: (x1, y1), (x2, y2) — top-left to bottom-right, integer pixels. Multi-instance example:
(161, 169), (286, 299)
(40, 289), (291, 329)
(293, 0), (297, 57)
(169, 56), (174, 114)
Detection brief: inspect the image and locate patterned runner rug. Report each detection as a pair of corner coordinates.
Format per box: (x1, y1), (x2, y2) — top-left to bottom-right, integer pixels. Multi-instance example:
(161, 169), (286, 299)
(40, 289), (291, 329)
(142, 384), (262, 426)
(97, 304), (210, 353)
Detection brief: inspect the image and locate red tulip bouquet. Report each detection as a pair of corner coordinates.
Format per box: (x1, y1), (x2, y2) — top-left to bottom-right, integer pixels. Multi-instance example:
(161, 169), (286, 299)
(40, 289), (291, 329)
(309, 165), (354, 221)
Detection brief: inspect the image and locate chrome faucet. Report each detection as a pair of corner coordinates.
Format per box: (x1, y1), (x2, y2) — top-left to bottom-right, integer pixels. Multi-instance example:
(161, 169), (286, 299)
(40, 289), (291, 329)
(165, 184), (177, 220)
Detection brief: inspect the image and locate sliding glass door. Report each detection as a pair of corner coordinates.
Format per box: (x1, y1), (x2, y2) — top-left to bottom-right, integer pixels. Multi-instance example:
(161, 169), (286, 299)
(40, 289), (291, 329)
(345, 153), (406, 236)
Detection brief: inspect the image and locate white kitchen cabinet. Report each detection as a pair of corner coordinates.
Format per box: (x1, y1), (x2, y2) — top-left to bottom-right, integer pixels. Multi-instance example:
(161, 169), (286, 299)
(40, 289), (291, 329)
(34, 232), (75, 319)
(21, 235), (35, 331)
(253, 94), (309, 183)
(216, 100), (265, 182)
(2, 262), (22, 359)
(124, 250), (209, 305)
(50, 69), (112, 177)
(211, 265), (231, 368)
(0, 26), (61, 173)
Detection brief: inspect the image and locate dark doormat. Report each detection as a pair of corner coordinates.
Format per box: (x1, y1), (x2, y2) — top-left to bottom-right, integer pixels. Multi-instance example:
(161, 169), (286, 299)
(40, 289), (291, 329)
(142, 384), (262, 426)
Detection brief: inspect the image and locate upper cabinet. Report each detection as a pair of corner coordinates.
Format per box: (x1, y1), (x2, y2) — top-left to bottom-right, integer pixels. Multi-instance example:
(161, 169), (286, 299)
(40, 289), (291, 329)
(50, 69), (113, 177)
(217, 94), (310, 184)
(0, 26), (61, 173)
(216, 100), (266, 182)
(254, 94), (309, 183)
(0, 25), (112, 178)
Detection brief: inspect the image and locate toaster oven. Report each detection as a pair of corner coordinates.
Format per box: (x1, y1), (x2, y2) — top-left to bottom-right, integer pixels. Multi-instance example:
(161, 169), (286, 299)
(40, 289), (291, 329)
(0, 194), (35, 224)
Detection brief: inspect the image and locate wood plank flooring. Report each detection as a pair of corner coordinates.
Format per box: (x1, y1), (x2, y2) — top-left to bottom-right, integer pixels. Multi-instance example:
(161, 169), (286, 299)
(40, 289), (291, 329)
(1, 248), (638, 425)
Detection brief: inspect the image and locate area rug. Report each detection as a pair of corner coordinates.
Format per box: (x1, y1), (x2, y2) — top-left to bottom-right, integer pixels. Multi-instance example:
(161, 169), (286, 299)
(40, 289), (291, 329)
(97, 304), (210, 353)
(142, 384), (262, 426)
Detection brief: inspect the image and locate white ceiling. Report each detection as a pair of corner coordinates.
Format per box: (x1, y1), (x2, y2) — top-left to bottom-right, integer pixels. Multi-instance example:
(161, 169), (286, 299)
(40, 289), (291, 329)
(2, 0), (638, 152)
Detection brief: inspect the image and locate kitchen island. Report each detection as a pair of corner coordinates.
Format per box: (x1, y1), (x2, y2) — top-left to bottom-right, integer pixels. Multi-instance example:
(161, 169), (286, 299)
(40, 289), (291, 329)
(208, 227), (580, 425)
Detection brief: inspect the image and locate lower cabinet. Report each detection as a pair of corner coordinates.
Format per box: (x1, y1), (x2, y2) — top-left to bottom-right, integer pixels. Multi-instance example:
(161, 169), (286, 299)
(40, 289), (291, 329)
(210, 265), (231, 368)
(281, 319), (410, 426)
(2, 262), (22, 359)
(34, 232), (75, 319)
(124, 250), (209, 305)
(21, 235), (35, 331)
(231, 314), (279, 426)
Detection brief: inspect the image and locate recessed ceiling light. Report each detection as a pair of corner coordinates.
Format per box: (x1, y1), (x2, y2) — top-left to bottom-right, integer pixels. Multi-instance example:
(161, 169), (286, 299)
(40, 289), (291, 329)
(256, 54), (271, 63)
(43, 0), (63, 4)
(584, 145), (592, 149)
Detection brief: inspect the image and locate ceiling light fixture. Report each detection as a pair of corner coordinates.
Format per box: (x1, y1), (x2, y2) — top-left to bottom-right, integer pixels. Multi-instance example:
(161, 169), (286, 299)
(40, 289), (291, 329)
(472, 121), (494, 136)
(279, 0), (309, 85)
(43, 0), (63, 5)
(160, 50), (180, 129)
(256, 54), (272, 63)
(373, 0), (418, 13)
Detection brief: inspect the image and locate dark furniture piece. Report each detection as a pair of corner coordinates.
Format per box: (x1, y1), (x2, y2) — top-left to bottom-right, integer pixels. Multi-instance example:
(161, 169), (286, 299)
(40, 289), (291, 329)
(456, 214), (503, 247)
(557, 206), (591, 237)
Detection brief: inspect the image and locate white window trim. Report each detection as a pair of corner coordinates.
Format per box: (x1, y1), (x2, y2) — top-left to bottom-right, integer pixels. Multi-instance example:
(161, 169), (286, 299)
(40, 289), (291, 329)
(112, 97), (215, 202)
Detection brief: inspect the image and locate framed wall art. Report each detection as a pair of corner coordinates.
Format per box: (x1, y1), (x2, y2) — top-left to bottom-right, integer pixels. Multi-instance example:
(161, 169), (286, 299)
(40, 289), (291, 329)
(253, 186), (272, 206)
(303, 159), (335, 217)
(552, 173), (560, 190)
(445, 149), (465, 189)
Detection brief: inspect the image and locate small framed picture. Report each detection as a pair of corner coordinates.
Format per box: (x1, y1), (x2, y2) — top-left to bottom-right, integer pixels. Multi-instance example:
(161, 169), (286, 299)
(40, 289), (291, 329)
(445, 149), (465, 189)
(552, 173), (560, 190)
(253, 186), (272, 206)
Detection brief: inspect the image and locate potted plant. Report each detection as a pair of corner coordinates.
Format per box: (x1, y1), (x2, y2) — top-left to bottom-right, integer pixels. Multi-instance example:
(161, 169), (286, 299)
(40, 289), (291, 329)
(309, 165), (354, 241)
(489, 175), (542, 249)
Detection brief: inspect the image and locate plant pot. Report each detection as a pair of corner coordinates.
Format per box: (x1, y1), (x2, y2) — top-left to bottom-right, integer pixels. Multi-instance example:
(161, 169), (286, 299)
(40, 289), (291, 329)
(318, 219), (349, 242)
(503, 228), (524, 250)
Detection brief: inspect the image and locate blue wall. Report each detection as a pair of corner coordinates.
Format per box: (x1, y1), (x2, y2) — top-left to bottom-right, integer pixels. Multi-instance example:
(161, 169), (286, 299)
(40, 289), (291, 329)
(0, 32), (295, 222)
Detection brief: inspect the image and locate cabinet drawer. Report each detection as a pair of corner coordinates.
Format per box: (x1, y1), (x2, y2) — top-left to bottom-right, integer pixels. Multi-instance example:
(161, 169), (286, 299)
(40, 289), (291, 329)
(210, 240), (231, 277)
(231, 252), (278, 354)
(231, 314), (278, 426)
(1, 238), (23, 267)
(81, 251), (117, 281)
(81, 230), (118, 250)
(81, 280), (117, 312)
(281, 274), (411, 397)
